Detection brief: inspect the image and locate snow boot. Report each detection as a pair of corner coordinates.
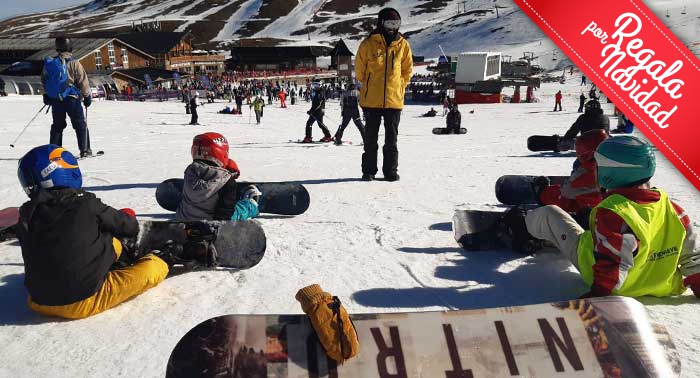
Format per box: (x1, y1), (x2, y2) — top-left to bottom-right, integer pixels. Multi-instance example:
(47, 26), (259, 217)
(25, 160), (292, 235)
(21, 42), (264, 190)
(499, 207), (543, 255)
(532, 176), (551, 205)
(362, 174), (375, 181)
(384, 173), (400, 182)
(302, 136), (314, 143)
(319, 136), (333, 143)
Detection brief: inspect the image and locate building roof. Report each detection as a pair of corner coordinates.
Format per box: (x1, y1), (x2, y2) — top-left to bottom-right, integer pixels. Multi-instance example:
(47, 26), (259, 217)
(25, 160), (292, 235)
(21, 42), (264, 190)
(117, 32), (191, 55)
(24, 38), (116, 61)
(230, 46), (332, 61)
(0, 38), (55, 52)
(330, 39), (353, 57)
(110, 67), (186, 84)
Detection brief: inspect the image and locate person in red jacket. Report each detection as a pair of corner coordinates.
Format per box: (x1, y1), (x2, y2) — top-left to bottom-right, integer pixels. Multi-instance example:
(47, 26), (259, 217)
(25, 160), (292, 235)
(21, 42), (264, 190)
(537, 129), (608, 214)
(553, 90), (563, 112)
(278, 89), (287, 108)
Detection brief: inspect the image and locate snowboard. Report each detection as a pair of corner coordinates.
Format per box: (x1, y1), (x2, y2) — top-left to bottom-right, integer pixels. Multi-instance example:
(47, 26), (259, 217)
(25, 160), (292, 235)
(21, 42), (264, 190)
(155, 178), (310, 216)
(495, 175), (568, 205)
(527, 134), (575, 152)
(0, 207), (20, 241)
(136, 219), (266, 270)
(166, 296), (680, 378)
(432, 127), (467, 135)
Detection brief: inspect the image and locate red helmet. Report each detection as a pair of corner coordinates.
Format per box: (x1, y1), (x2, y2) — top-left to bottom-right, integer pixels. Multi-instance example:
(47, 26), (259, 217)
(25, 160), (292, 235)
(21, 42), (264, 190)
(575, 129), (608, 162)
(191, 132), (229, 167)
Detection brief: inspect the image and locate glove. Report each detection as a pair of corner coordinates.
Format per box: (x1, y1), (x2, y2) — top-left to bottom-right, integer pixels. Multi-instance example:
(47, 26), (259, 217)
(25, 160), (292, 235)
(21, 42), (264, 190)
(684, 274), (700, 298)
(295, 284), (359, 363)
(120, 208), (136, 217)
(225, 159), (240, 179)
(83, 95), (92, 108)
(43, 94), (50, 105)
(242, 185), (262, 205)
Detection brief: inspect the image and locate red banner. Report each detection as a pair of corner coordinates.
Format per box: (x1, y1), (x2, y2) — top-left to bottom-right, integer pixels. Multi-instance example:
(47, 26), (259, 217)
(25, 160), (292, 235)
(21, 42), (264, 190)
(513, 0), (700, 191)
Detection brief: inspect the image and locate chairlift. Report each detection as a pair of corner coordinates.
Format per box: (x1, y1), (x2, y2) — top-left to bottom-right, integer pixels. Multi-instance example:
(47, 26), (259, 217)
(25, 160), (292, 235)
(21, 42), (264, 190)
(666, 9), (670, 18)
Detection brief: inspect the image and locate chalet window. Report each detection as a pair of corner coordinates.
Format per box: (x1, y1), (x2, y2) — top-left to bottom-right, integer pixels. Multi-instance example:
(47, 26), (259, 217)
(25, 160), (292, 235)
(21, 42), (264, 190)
(95, 51), (102, 70)
(108, 42), (116, 66)
(122, 48), (128, 68)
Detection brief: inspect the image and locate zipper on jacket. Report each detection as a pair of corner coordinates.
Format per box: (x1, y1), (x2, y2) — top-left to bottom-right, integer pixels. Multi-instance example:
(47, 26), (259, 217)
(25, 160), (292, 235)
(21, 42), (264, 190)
(383, 45), (389, 108)
(364, 73), (371, 99)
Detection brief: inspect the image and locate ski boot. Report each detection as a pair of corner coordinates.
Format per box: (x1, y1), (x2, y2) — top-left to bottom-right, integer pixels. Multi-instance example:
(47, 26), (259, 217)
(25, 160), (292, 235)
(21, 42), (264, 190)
(498, 207), (543, 255)
(319, 135), (333, 143)
(532, 176), (551, 205)
(301, 136), (313, 143)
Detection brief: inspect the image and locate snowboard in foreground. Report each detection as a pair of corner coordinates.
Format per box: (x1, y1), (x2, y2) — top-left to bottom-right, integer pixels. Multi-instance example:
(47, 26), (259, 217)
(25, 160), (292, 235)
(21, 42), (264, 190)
(156, 178), (310, 216)
(527, 135), (575, 152)
(166, 296), (680, 378)
(137, 220), (266, 269)
(432, 127), (467, 135)
(495, 175), (568, 205)
(0, 207), (19, 241)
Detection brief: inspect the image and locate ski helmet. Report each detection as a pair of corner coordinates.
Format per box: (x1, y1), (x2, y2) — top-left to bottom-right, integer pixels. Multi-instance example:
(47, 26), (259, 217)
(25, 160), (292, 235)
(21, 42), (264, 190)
(191, 132), (230, 167)
(575, 129), (608, 162)
(595, 135), (656, 189)
(378, 8), (401, 30)
(18, 144), (82, 196)
(55, 36), (73, 52)
(585, 99), (601, 113)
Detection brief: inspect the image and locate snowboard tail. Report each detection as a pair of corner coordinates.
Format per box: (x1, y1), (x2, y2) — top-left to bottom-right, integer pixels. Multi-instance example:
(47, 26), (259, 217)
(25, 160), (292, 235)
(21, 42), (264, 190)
(0, 207), (20, 241)
(166, 297), (680, 378)
(432, 127), (467, 135)
(527, 135), (574, 152)
(155, 178), (310, 215)
(495, 175), (568, 205)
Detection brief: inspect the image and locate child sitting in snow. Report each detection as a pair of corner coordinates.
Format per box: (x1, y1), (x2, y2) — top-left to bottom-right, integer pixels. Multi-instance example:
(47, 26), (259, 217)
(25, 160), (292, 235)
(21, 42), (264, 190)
(504, 135), (700, 298)
(535, 129), (608, 216)
(16, 145), (169, 319)
(176, 132), (260, 222)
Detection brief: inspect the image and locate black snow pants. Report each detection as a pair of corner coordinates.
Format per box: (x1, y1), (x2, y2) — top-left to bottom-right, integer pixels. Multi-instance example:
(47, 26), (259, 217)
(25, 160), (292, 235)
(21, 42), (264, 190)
(335, 110), (365, 143)
(305, 111), (331, 138)
(362, 108), (401, 177)
(50, 97), (91, 154)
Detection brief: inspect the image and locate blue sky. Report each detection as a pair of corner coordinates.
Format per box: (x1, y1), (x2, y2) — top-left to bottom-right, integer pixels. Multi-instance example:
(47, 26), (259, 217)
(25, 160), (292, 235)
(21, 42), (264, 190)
(0, 0), (88, 21)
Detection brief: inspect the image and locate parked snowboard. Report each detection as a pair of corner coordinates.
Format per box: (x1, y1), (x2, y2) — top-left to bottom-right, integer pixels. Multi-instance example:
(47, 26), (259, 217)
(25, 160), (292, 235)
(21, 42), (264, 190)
(432, 127), (467, 135)
(166, 296), (680, 378)
(527, 134), (575, 152)
(0, 207), (19, 241)
(155, 178), (310, 216)
(136, 219), (266, 270)
(495, 175), (568, 205)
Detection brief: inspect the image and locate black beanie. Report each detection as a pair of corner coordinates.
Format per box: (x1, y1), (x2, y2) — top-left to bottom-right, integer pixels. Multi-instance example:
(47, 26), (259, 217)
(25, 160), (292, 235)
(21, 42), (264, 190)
(377, 7), (401, 27)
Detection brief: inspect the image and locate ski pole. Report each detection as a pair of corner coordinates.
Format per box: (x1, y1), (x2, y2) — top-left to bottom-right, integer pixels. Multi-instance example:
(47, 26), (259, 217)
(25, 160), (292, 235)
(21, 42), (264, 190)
(10, 104), (47, 148)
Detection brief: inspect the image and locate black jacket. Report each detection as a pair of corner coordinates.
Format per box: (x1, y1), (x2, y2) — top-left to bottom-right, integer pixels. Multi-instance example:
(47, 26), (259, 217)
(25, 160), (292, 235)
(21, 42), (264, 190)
(309, 92), (325, 115)
(17, 189), (138, 306)
(564, 109), (610, 139)
(446, 109), (461, 130)
(341, 89), (360, 116)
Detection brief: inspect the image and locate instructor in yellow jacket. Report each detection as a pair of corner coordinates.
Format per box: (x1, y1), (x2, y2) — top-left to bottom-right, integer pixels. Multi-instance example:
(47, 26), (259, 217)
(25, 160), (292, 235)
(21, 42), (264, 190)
(355, 8), (413, 182)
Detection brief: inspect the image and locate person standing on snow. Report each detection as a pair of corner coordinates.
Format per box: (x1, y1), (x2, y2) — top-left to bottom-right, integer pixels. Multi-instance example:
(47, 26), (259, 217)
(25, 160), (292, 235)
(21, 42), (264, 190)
(501, 135), (700, 299)
(189, 92), (199, 125)
(333, 84), (365, 145)
(553, 90), (563, 112)
(578, 92), (586, 113)
(302, 86), (333, 143)
(41, 36), (93, 158)
(250, 96), (265, 125)
(581, 75), (587, 86)
(355, 7), (413, 181)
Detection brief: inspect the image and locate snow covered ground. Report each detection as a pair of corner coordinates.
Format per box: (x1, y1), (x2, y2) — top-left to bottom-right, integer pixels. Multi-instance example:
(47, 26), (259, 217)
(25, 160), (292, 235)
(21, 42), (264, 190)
(1, 78), (699, 377)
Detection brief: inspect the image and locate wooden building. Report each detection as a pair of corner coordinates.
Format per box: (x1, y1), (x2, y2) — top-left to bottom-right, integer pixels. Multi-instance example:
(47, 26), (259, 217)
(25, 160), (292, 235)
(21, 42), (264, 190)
(227, 45), (331, 71)
(330, 39), (354, 80)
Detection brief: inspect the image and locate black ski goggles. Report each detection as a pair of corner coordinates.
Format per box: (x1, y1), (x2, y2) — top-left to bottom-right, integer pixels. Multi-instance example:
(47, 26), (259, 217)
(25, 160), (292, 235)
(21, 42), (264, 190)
(382, 19), (401, 31)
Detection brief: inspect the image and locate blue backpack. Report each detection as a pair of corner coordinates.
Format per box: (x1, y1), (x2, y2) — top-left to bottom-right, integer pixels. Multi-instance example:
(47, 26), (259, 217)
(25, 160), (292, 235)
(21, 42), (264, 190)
(43, 56), (79, 100)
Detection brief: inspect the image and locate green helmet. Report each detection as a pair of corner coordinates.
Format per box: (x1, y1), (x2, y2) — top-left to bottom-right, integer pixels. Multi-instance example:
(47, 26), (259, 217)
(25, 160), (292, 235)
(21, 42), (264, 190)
(595, 135), (656, 189)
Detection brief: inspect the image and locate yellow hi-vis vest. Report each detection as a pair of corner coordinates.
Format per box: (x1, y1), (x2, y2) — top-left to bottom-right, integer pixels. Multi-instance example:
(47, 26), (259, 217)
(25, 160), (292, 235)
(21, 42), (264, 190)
(577, 190), (686, 297)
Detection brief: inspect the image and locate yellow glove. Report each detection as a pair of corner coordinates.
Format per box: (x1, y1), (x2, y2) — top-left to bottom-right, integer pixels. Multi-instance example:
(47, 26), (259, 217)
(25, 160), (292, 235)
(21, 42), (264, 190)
(295, 284), (359, 363)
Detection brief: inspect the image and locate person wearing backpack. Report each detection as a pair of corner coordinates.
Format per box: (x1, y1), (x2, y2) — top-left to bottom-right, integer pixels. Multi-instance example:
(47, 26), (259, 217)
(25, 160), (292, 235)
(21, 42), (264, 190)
(41, 37), (93, 158)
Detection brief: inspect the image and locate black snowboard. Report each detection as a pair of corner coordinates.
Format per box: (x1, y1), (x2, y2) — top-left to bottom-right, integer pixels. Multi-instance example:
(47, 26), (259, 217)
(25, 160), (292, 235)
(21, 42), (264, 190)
(432, 127), (467, 135)
(495, 175), (568, 205)
(527, 135), (574, 152)
(137, 220), (266, 269)
(156, 178), (310, 216)
(0, 207), (19, 241)
(452, 209), (543, 254)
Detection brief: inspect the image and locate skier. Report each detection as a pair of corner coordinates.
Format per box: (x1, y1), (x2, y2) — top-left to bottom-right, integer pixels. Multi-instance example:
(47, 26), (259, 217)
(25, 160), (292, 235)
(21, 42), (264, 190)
(189, 92), (199, 125)
(177, 132), (260, 222)
(445, 103), (462, 134)
(302, 87), (333, 143)
(278, 89), (287, 108)
(250, 96), (265, 125)
(333, 84), (365, 145)
(581, 75), (587, 86)
(42, 36), (93, 158)
(16, 144), (169, 319)
(356, 7), (413, 181)
(535, 130), (609, 215)
(505, 135), (700, 299)
(563, 99), (609, 140)
(235, 93), (244, 114)
(553, 90), (562, 112)
(578, 92), (586, 113)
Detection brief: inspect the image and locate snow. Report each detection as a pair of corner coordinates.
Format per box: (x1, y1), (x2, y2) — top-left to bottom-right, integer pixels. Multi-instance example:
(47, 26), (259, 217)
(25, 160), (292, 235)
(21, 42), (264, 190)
(1, 77), (699, 377)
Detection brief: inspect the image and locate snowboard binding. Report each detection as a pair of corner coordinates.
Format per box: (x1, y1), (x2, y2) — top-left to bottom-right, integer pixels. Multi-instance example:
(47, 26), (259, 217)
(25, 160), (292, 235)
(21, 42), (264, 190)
(498, 207), (543, 255)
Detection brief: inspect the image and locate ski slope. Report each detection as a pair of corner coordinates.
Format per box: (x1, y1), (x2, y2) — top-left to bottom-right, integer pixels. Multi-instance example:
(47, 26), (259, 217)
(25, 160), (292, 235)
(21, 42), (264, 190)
(0, 78), (699, 377)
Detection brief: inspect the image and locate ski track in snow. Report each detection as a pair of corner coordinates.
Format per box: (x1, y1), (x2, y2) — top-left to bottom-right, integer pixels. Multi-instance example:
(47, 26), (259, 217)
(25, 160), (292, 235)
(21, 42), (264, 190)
(1, 78), (699, 377)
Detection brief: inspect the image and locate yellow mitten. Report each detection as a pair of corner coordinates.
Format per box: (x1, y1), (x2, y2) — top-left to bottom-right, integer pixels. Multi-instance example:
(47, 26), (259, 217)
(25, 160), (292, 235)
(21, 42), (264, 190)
(295, 284), (359, 363)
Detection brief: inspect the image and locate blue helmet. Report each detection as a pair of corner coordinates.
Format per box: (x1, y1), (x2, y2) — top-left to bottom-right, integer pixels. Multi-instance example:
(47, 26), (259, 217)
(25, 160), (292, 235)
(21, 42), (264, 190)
(595, 135), (656, 189)
(18, 144), (82, 196)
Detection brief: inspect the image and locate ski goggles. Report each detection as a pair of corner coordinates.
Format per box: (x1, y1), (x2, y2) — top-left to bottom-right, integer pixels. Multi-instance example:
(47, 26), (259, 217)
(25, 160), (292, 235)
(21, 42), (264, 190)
(382, 19), (401, 31)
